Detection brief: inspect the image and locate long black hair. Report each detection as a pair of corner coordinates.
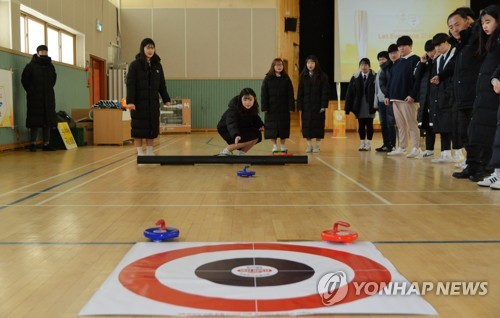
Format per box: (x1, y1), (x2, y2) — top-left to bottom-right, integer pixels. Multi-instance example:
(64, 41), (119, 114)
(477, 5), (500, 57)
(299, 55), (325, 84)
(236, 88), (259, 115)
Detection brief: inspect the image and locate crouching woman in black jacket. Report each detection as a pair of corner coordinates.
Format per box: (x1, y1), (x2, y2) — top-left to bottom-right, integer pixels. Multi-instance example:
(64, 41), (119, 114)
(217, 88), (264, 156)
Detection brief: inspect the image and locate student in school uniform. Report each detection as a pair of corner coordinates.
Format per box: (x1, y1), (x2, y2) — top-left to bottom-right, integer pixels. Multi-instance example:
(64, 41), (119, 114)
(385, 36), (421, 158)
(414, 40), (438, 158)
(428, 33), (457, 163)
(345, 58), (376, 151)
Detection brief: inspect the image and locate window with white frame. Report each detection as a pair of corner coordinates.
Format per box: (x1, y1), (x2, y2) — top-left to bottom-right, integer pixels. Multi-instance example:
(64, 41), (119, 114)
(20, 13), (76, 65)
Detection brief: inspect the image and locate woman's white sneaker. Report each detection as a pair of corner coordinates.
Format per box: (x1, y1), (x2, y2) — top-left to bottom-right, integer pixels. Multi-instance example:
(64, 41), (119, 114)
(387, 147), (406, 156)
(477, 173), (498, 187)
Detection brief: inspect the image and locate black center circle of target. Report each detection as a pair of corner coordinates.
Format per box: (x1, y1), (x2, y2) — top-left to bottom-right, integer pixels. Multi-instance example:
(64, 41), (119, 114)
(194, 257), (315, 287)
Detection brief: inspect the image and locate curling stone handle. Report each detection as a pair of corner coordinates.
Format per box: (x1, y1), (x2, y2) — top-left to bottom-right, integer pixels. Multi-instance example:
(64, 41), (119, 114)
(156, 219), (166, 231)
(333, 221), (351, 233)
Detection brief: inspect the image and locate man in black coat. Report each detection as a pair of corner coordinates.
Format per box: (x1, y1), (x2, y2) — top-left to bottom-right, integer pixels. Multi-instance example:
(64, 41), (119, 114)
(447, 9), (482, 170)
(21, 45), (58, 152)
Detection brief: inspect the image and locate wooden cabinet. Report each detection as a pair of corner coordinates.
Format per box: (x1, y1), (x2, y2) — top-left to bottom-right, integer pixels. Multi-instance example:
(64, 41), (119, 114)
(160, 98), (191, 133)
(93, 108), (132, 145)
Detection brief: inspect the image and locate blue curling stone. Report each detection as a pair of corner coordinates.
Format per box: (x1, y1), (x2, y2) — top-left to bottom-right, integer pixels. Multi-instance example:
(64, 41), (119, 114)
(144, 226), (180, 242)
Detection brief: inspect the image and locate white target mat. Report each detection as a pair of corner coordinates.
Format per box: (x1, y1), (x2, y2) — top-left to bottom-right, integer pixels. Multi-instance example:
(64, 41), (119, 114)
(79, 241), (436, 316)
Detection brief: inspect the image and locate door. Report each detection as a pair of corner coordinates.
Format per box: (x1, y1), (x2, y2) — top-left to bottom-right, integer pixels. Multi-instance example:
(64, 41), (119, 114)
(89, 55), (106, 105)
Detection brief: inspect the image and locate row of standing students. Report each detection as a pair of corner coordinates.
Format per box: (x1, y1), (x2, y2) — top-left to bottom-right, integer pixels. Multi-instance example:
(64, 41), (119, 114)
(343, 5), (500, 189)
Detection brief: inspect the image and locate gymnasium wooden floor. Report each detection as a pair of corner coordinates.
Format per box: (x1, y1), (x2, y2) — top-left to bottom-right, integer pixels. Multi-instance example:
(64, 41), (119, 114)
(0, 129), (499, 318)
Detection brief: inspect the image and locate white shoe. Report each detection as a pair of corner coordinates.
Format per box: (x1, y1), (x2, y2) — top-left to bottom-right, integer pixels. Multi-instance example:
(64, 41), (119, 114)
(238, 150), (246, 156)
(313, 145), (320, 153)
(387, 147), (406, 156)
(406, 147), (422, 158)
(431, 151), (453, 163)
(280, 146), (288, 152)
(219, 148), (233, 156)
(305, 145), (313, 153)
(477, 173), (498, 187)
(422, 150), (434, 157)
(272, 145), (279, 153)
(364, 140), (371, 151)
(490, 179), (500, 190)
(452, 150), (465, 163)
(358, 140), (365, 151)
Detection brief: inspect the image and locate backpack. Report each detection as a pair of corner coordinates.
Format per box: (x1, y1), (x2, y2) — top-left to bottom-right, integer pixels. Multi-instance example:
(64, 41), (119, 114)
(56, 111), (76, 129)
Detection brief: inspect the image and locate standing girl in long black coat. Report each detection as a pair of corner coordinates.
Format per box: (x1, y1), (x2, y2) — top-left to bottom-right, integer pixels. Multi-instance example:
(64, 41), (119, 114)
(474, 5), (500, 189)
(21, 45), (58, 152)
(454, 5), (500, 182)
(126, 38), (170, 156)
(297, 55), (329, 153)
(261, 58), (295, 153)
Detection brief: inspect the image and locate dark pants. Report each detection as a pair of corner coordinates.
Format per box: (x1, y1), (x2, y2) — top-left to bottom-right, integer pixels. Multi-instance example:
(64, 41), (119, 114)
(425, 126), (436, 151)
(488, 105), (500, 169)
(358, 118), (374, 140)
(30, 127), (50, 144)
(377, 101), (396, 148)
(439, 133), (451, 151)
(457, 108), (472, 148)
(451, 106), (462, 150)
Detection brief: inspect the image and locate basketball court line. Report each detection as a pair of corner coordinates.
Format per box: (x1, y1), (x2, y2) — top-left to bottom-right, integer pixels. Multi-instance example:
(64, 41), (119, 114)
(1, 240), (499, 245)
(3, 203), (500, 207)
(0, 137), (181, 210)
(4, 190), (492, 194)
(315, 157), (393, 205)
(0, 144), (144, 200)
(0, 155), (135, 210)
(34, 137), (186, 206)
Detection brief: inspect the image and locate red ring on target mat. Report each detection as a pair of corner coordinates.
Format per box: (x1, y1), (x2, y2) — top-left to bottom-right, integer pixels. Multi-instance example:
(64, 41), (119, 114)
(119, 243), (391, 312)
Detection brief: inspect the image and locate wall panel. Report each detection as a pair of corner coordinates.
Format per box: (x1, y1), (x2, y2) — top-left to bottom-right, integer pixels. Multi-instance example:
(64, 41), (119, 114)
(152, 8), (186, 78)
(185, 8), (218, 78)
(252, 8), (276, 77)
(219, 9), (251, 78)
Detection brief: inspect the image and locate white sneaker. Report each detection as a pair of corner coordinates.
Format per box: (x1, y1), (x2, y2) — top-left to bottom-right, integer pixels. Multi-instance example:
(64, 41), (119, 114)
(358, 140), (365, 151)
(305, 145), (313, 153)
(491, 179), (500, 190)
(406, 147), (422, 158)
(313, 145), (320, 153)
(364, 140), (372, 151)
(477, 173), (498, 187)
(280, 146), (288, 152)
(431, 151), (453, 163)
(219, 148), (233, 156)
(452, 150), (465, 163)
(387, 147), (406, 156)
(272, 145), (279, 152)
(238, 150), (246, 156)
(422, 150), (434, 157)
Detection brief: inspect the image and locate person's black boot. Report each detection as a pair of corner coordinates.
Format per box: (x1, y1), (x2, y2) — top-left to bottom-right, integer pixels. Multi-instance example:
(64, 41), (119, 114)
(452, 166), (478, 179)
